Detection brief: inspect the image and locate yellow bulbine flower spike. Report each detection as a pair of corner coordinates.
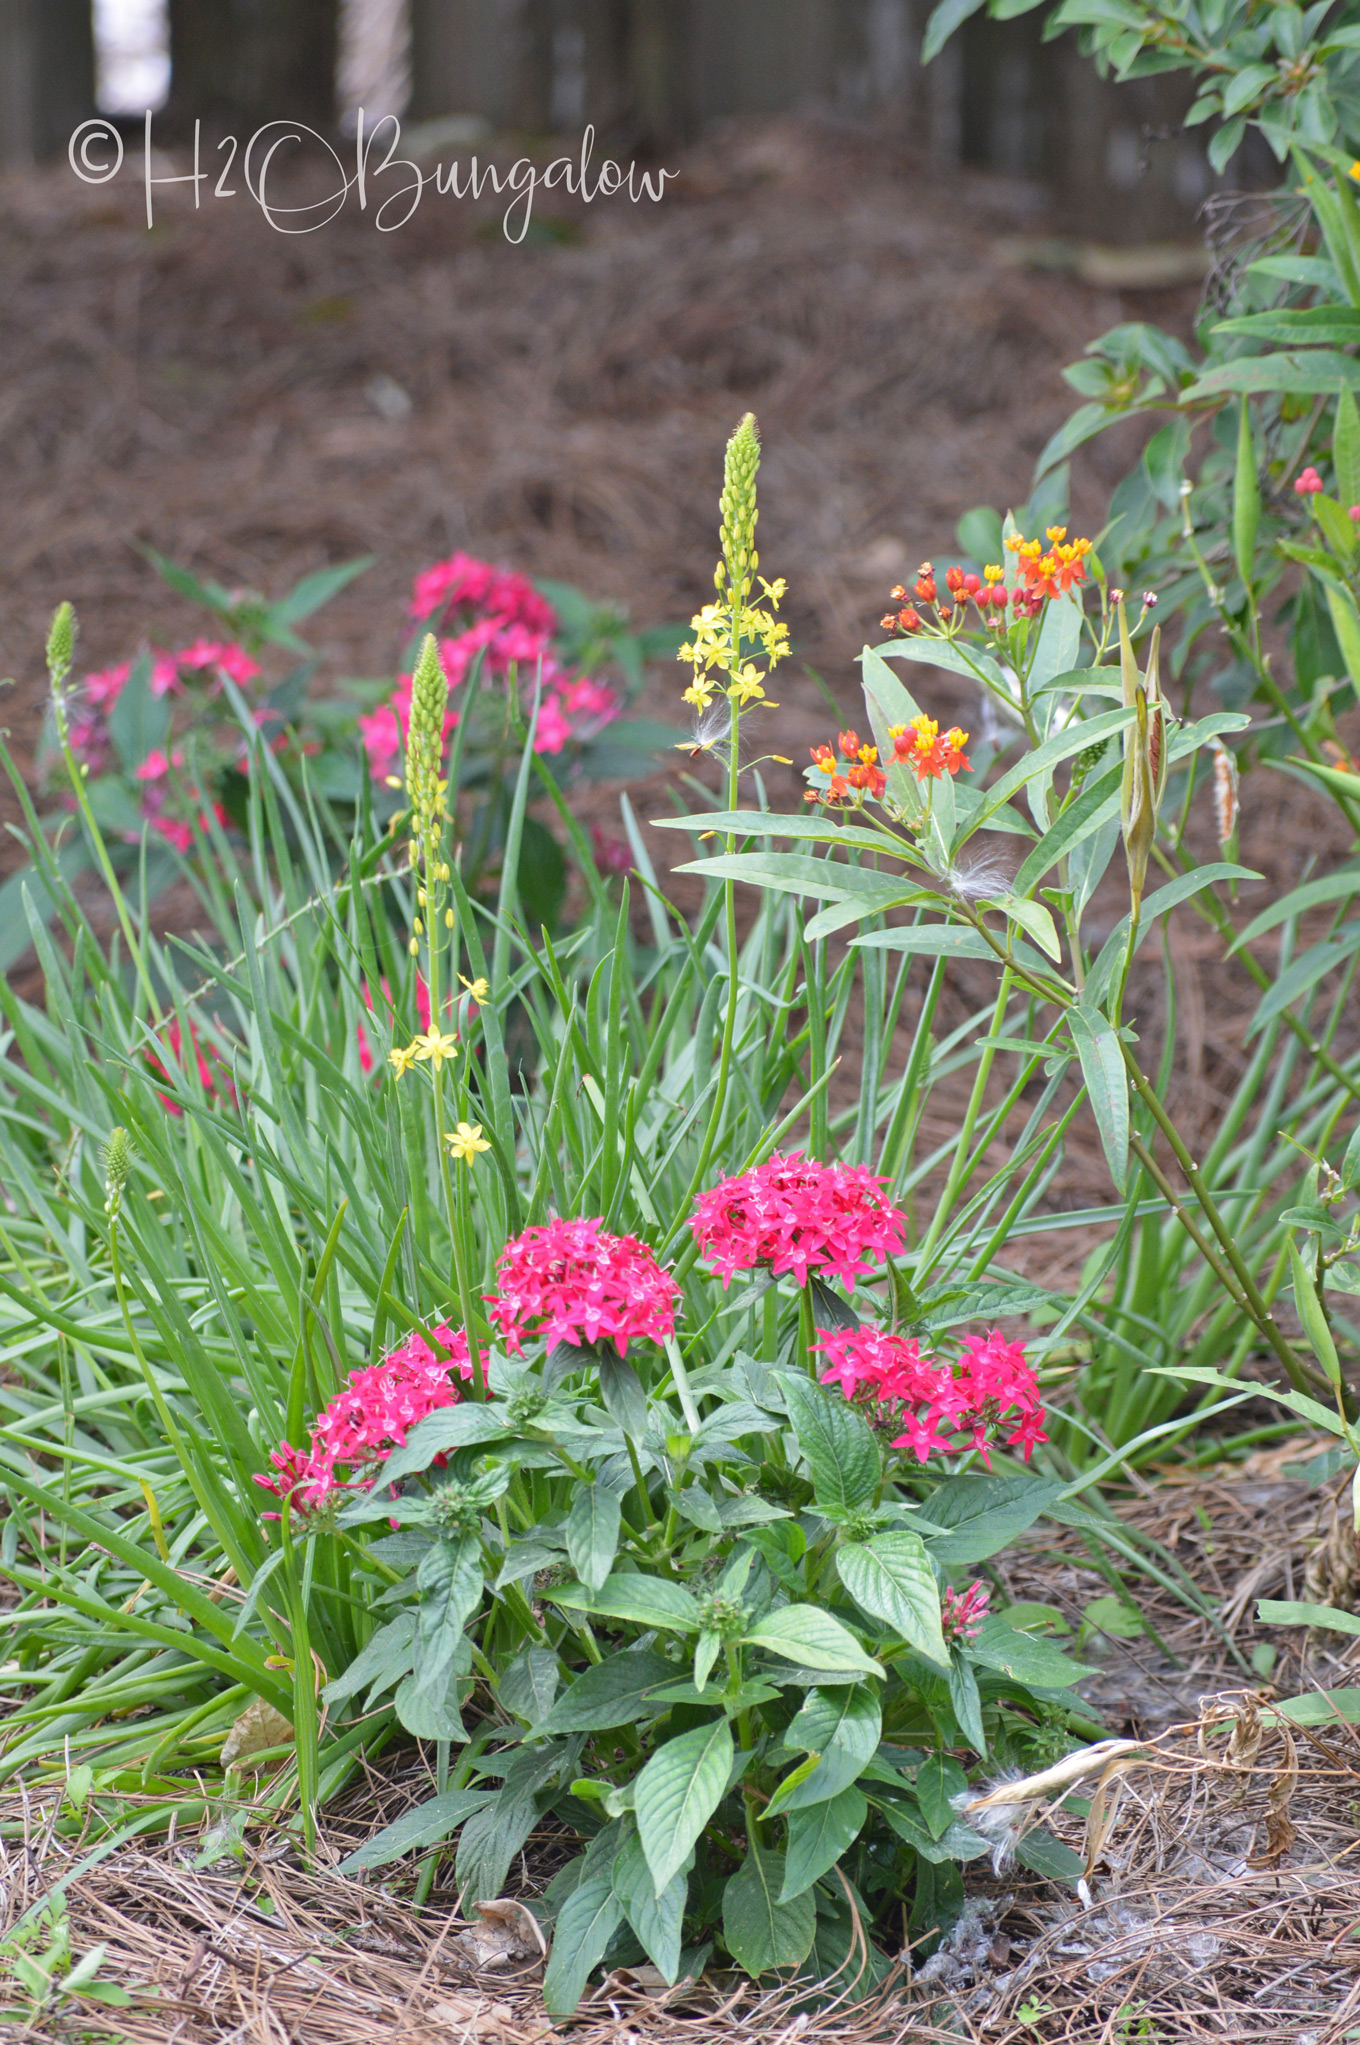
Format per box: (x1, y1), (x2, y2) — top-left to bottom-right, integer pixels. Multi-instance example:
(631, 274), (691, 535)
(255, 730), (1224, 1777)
(413, 1027), (459, 1071)
(447, 1121), (490, 1164)
(719, 412), (760, 596)
(1117, 598), (1166, 910)
(406, 633), (449, 836)
(388, 1041), (419, 1078)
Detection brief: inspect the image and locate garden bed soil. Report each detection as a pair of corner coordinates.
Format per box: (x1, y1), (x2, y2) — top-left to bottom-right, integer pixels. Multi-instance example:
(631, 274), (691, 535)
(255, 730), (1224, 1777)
(9, 1438), (1360, 2044)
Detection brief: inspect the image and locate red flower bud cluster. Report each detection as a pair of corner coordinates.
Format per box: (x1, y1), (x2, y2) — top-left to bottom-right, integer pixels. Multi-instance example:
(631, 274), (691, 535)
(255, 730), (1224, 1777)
(1295, 467), (1324, 496)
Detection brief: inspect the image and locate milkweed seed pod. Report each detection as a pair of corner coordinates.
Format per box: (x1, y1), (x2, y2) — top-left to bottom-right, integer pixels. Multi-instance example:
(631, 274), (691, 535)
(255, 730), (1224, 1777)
(1211, 739), (1240, 854)
(1117, 598), (1166, 910)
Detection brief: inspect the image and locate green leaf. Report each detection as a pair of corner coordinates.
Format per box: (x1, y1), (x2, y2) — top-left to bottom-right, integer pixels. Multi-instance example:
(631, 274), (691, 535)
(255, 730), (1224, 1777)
(322, 1613), (416, 1707)
(742, 1605), (883, 1679)
(721, 1834), (818, 1977)
(550, 1571), (703, 1634)
(612, 1823), (689, 1982)
(1263, 1686), (1360, 1725)
(768, 1684), (881, 1814)
(499, 1645), (561, 1725)
(1230, 867), (1360, 950)
(337, 1788), (489, 1872)
(566, 1485), (623, 1594)
(782, 1374), (880, 1516)
(1233, 398), (1260, 588)
(988, 894), (1062, 961)
(597, 1352), (649, 1441)
(671, 850), (907, 906)
(1034, 402), (1120, 482)
(1256, 1598), (1360, 1634)
(530, 1650), (674, 1735)
(269, 556), (373, 627)
(835, 1533), (948, 1669)
(1184, 351), (1360, 401)
(634, 1717), (735, 1894)
(922, 0), (986, 58)
(921, 1473), (1064, 1565)
(967, 1614), (1094, 1687)
(414, 1532), (483, 1686)
(1337, 387), (1360, 512)
(107, 656), (170, 772)
(915, 1753), (969, 1838)
(779, 1787), (867, 1902)
(542, 1860), (625, 2015)
(375, 1403), (514, 1486)
(1288, 1239), (1342, 1387)
(1068, 1007), (1128, 1187)
(1146, 1362), (1347, 1439)
(1015, 1828), (1086, 1880)
(1247, 921), (1360, 1038)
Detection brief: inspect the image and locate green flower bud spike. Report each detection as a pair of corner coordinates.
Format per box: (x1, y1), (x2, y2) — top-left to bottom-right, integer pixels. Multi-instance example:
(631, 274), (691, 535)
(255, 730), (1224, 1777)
(46, 602), (76, 690)
(405, 632), (449, 847)
(103, 1126), (131, 1220)
(719, 412), (760, 604)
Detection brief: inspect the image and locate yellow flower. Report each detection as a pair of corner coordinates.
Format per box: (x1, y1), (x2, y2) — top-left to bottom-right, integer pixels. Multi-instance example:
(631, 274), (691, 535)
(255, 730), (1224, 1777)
(460, 975), (490, 1002)
(413, 1027), (459, 1071)
(388, 1040), (419, 1079)
(447, 1121), (490, 1164)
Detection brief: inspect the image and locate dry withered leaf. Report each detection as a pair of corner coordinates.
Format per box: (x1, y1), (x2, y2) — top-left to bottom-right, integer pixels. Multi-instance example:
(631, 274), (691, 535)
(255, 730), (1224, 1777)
(219, 1698), (294, 1769)
(449, 1897), (549, 1971)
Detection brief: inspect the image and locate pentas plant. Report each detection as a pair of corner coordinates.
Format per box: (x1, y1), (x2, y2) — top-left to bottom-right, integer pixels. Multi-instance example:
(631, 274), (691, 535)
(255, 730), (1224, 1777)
(487, 1219), (680, 1356)
(812, 1326), (1048, 1468)
(688, 1151), (907, 1290)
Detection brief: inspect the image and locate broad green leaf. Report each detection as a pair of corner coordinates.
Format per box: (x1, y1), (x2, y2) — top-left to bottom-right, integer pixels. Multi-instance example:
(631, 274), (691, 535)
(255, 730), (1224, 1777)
(550, 1571), (703, 1634)
(767, 1684), (882, 1814)
(1264, 1687), (1360, 1725)
(975, 706), (1133, 829)
(782, 1374), (879, 1516)
(107, 656), (170, 772)
(915, 1752), (969, 1838)
(920, 1279), (1055, 1329)
(1183, 351), (1360, 401)
(414, 1532), (483, 1685)
(542, 1858), (624, 2014)
(530, 1649), (674, 1735)
(1068, 1006), (1128, 1186)
(376, 1403), (514, 1486)
(967, 1614), (1094, 1687)
(670, 851), (905, 905)
(721, 1834), (817, 1977)
(852, 924), (1049, 975)
(654, 810), (910, 859)
(922, 0), (986, 62)
(779, 1787), (867, 1902)
(337, 1788), (489, 1872)
(634, 1717), (735, 1894)
(612, 1823), (689, 1982)
(456, 1744), (572, 1901)
(597, 1352), (649, 1441)
(499, 1645), (560, 1725)
(1257, 1599), (1360, 1634)
(322, 1613), (416, 1707)
(987, 894), (1061, 961)
(873, 1797), (991, 1863)
(566, 1485), (623, 1594)
(835, 1533), (948, 1669)
(1084, 864), (1260, 1007)
(1015, 1829), (1086, 1880)
(1213, 306), (1360, 346)
(742, 1605), (883, 1679)
(1288, 1240), (1342, 1388)
(921, 1474), (1064, 1565)
(1034, 401), (1120, 482)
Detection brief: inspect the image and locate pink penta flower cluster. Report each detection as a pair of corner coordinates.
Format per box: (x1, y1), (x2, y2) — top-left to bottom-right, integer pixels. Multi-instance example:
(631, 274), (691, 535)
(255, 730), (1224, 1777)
(813, 1325), (1047, 1467)
(688, 1152), (908, 1291)
(69, 641), (262, 780)
(941, 1580), (991, 1643)
(359, 551), (618, 781)
(487, 1218), (679, 1357)
(256, 1324), (488, 1513)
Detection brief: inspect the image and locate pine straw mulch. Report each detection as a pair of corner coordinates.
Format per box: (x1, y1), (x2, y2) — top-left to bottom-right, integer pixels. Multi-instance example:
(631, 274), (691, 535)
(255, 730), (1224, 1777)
(8, 1437), (1360, 2045)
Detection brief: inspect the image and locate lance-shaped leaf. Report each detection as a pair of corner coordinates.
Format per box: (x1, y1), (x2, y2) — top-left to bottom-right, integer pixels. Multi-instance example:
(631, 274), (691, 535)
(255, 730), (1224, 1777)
(634, 1717), (735, 1893)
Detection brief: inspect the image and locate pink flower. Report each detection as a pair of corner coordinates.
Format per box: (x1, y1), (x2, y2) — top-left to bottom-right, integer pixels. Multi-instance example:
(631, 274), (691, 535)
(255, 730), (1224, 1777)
(174, 639), (263, 686)
(532, 694), (575, 754)
(146, 1015), (236, 1114)
(488, 1218), (679, 1357)
(84, 660), (132, 709)
(1349, 506), (1360, 522)
(689, 1152), (908, 1292)
(149, 654), (182, 698)
(812, 1323), (1047, 1469)
(591, 824), (633, 875)
(941, 1580), (990, 1643)
(134, 748), (184, 782)
(255, 1323), (489, 1513)
(410, 553), (556, 639)
(1295, 467), (1324, 496)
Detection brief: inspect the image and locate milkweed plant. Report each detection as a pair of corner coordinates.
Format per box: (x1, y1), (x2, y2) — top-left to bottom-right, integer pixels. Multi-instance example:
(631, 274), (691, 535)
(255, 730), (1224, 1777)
(2, 409), (1359, 2013)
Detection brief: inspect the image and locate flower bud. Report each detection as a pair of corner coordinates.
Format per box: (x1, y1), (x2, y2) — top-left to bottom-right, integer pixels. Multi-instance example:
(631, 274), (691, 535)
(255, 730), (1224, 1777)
(405, 633), (449, 837)
(103, 1125), (131, 1219)
(47, 602), (76, 686)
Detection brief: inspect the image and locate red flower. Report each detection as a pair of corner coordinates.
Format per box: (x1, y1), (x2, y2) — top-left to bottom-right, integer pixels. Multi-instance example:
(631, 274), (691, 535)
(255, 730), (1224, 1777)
(255, 1323), (488, 1514)
(488, 1217), (679, 1357)
(941, 1580), (990, 1642)
(1295, 467), (1324, 497)
(812, 1324), (1046, 1468)
(889, 716), (970, 782)
(689, 1151), (908, 1291)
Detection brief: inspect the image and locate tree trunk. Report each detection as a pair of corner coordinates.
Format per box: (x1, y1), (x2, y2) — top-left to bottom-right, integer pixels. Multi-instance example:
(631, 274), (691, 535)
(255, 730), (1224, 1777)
(167, 0), (340, 133)
(0, 0), (95, 164)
